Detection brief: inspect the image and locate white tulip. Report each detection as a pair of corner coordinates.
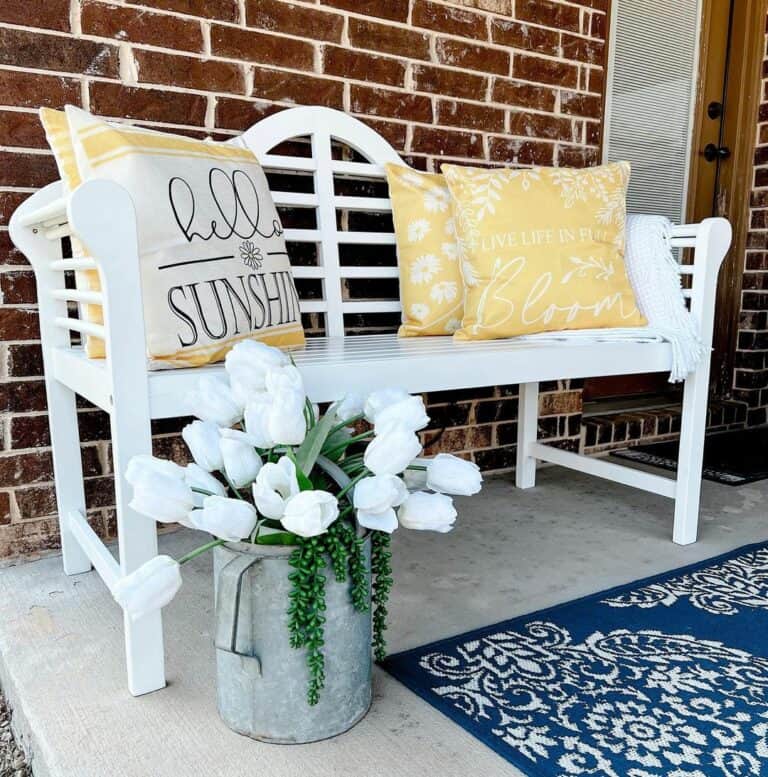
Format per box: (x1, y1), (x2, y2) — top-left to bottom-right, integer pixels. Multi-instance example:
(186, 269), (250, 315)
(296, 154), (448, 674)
(426, 453), (483, 496)
(374, 394), (430, 435)
(185, 374), (242, 427)
(244, 394), (275, 448)
(225, 340), (289, 405)
(187, 495), (258, 541)
(364, 387), (410, 423)
(219, 429), (262, 488)
(252, 456), (300, 519)
(364, 424), (422, 476)
(126, 453), (185, 481)
(184, 463), (226, 508)
(357, 508), (399, 534)
(244, 390), (307, 448)
(268, 389), (307, 446)
(265, 364), (305, 396)
(398, 491), (457, 533)
(125, 455), (194, 523)
(181, 420), (223, 472)
(335, 392), (365, 421)
(281, 490), (339, 538)
(353, 474), (408, 514)
(112, 555), (182, 622)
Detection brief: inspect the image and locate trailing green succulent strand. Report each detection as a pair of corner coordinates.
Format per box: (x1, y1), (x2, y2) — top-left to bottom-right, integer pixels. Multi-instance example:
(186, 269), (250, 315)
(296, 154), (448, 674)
(325, 520), (350, 583)
(286, 520), (382, 704)
(371, 531), (393, 662)
(287, 537), (328, 705)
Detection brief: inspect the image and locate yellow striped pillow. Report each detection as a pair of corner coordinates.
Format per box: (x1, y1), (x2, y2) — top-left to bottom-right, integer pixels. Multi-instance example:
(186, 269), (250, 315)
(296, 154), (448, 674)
(43, 106), (305, 369)
(40, 108), (105, 358)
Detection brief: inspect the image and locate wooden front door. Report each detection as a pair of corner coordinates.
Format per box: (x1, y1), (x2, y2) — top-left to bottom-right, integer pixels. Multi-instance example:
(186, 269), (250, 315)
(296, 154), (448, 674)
(584, 0), (765, 404)
(688, 0), (766, 397)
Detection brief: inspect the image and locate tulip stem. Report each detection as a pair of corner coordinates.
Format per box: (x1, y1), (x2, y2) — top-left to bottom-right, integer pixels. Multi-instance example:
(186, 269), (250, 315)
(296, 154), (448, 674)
(191, 486), (216, 496)
(326, 414), (364, 439)
(222, 472), (246, 500)
(406, 464), (427, 471)
(323, 430), (374, 459)
(335, 470), (369, 502)
(178, 538), (226, 565)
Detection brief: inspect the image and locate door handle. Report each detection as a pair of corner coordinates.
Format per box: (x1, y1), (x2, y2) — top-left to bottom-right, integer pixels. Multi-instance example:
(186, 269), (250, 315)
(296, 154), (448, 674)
(703, 143), (731, 162)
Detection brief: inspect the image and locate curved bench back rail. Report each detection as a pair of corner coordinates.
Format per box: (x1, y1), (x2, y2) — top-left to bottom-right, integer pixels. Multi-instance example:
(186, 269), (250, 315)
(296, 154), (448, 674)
(8, 106), (732, 698)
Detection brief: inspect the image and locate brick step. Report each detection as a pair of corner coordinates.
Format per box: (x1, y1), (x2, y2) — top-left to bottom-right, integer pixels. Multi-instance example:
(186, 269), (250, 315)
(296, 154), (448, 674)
(582, 400), (748, 454)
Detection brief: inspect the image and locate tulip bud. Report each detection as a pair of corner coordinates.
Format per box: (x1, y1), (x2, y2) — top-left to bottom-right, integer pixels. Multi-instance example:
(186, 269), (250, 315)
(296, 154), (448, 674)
(353, 474), (408, 514)
(335, 393), (365, 421)
(225, 340), (289, 405)
(364, 424), (423, 476)
(252, 457), (300, 519)
(268, 389), (307, 446)
(357, 508), (398, 534)
(281, 491), (338, 538)
(184, 463), (226, 508)
(373, 394), (430, 435)
(182, 420), (223, 472)
(126, 455), (194, 523)
(398, 491), (457, 533)
(245, 390), (307, 448)
(187, 496), (258, 541)
(426, 453), (482, 496)
(185, 374), (243, 428)
(265, 364), (305, 396)
(112, 555), (182, 622)
(219, 429), (262, 488)
(244, 394), (275, 448)
(364, 387), (410, 424)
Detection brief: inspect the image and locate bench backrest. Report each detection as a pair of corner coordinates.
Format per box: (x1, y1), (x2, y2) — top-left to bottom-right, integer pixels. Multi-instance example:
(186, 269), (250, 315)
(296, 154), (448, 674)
(9, 106), (720, 366)
(241, 107), (406, 338)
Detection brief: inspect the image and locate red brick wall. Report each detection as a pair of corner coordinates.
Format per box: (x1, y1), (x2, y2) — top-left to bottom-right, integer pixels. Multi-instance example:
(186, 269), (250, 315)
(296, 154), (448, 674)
(735, 14), (768, 426)
(0, 0), (608, 558)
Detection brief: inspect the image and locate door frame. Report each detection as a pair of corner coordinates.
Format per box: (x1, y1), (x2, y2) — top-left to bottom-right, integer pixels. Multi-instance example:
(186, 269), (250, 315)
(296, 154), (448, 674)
(685, 0), (767, 398)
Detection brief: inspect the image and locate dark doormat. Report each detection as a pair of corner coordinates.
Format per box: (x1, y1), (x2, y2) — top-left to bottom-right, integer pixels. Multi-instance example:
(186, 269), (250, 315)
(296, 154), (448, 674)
(611, 425), (768, 485)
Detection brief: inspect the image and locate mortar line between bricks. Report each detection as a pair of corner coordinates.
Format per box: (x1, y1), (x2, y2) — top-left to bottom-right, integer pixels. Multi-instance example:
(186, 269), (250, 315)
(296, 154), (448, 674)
(0, 64), (605, 112)
(0, 79), (604, 127)
(29, 0), (608, 38)
(0, 17), (606, 64)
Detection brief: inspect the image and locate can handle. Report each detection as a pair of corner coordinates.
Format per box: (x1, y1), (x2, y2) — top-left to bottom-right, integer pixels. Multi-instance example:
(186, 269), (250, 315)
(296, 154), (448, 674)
(214, 553), (262, 675)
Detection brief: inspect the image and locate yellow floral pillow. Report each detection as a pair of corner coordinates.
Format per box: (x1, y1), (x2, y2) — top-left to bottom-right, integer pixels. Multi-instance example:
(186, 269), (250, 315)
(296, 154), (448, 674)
(386, 164), (463, 336)
(442, 162), (646, 340)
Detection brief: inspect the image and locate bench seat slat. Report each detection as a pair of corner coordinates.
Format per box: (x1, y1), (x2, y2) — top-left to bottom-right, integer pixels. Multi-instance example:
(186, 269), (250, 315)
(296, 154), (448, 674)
(50, 335), (673, 418)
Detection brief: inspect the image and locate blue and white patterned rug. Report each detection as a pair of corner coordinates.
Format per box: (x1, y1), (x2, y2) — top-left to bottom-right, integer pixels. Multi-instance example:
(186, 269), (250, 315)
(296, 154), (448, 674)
(383, 542), (768, 777)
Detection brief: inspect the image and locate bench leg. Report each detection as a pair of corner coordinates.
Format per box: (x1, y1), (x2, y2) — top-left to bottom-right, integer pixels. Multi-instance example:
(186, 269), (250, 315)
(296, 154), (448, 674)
(672, 366), (709, 546)
(516, 382), (539, 489)
(111, 407), (166, 696)
(47, 380), (92, 576)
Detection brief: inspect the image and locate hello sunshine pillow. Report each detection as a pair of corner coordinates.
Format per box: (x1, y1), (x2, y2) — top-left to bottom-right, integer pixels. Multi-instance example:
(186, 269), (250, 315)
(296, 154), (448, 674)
(386, 164), (463, 336)
(40, 106), (305, 369)
(442, 161), (646, 340)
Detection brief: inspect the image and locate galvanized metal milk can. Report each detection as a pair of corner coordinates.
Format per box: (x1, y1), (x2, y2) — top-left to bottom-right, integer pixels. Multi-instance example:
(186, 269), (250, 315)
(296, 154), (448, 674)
(213, 538), (372, 743)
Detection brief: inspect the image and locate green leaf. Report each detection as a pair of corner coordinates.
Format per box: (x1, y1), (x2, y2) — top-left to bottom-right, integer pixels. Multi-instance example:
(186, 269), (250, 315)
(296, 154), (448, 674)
(256, 531), (300, 546)
(284, 448), (314, 491)
(295, 407), (338, 478)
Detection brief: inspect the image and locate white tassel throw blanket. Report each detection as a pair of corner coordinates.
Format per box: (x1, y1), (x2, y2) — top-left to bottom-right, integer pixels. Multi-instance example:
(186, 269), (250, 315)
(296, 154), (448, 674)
(514, 214), (704, 383)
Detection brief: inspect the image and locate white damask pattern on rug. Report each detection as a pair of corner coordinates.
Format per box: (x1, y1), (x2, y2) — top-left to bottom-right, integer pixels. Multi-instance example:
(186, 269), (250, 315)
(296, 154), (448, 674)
(602, 547), (768, 615)
(419, 623), (768, 777)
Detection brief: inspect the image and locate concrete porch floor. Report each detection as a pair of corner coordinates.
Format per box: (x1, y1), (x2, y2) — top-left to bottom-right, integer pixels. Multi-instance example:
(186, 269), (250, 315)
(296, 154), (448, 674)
(0, 467), (766, 777)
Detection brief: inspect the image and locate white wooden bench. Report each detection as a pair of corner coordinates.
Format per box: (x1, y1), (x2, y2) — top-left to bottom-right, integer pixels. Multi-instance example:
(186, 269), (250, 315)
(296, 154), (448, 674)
(9, 106), (731, 697)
